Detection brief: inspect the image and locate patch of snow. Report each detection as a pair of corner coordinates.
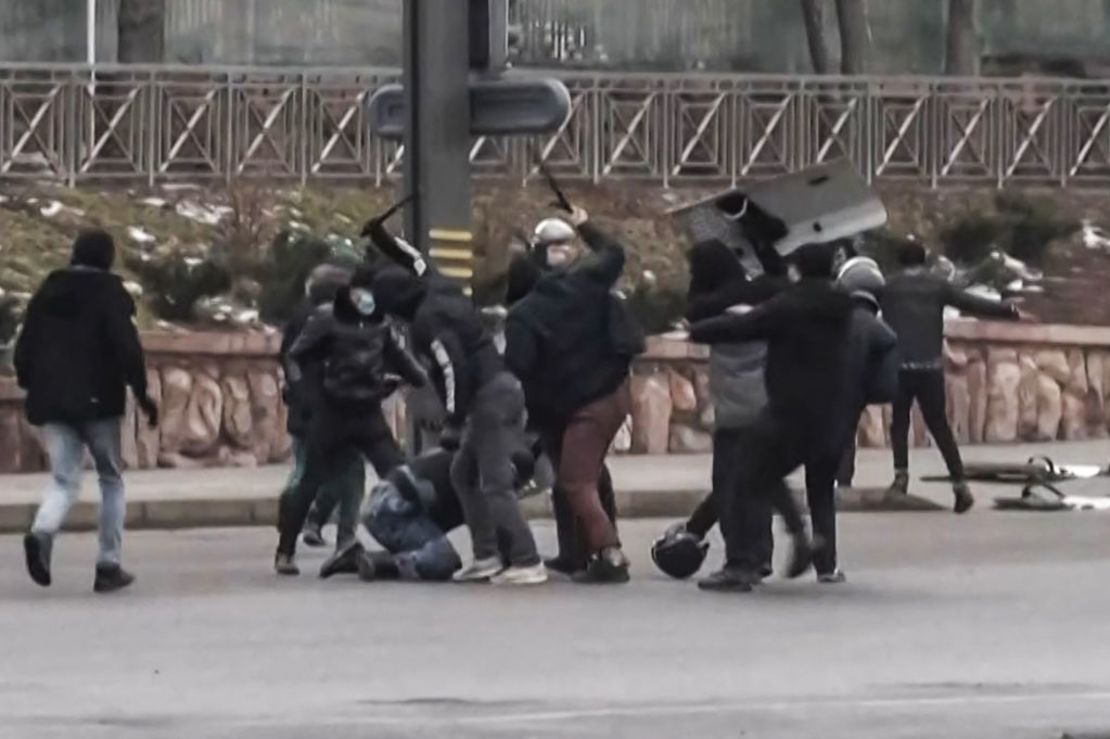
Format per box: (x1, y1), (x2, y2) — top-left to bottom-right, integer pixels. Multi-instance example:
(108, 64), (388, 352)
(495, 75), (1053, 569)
(123, 281), (144, 297)
(641, 270), (657, 287)
(235, 309), (260, 324)
(127, 226), (156, 245)
(160, 183), (202, 192)
(139, 197), (167, 209)
(0, 195), (8, 204)
(176, 200), (232, 226)
(965, 284), (1002, 302)
(40, 201), (63, 218)
(335, 213), (353, 224)
(289, 220), (309, 232)
(183, 257), (204, 269)
(1082, 219), (1110, 252)
(996, 251), (1043, 282)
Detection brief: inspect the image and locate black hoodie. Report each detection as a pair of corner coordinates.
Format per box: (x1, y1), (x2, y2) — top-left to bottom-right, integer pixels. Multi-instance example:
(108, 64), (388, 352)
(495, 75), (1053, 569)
(15, 267), (147, 426)
(367, 223), (503, 427)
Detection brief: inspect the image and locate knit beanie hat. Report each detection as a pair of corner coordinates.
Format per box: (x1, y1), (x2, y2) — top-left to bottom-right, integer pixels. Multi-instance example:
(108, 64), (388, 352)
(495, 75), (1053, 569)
(71, 230), (116, 270)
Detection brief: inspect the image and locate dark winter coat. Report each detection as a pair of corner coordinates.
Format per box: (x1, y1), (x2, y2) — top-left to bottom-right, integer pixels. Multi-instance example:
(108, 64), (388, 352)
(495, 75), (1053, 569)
(504, 222), (641, 428)
(689, 279), (855, 455)
(837, 297), (899, 447)
(14, 267), (148, 426)
(685, 240), (784, 430)
(881, 266), (1019, 369)
(367, 222), (503, 427)
(287, 292), (426, 411)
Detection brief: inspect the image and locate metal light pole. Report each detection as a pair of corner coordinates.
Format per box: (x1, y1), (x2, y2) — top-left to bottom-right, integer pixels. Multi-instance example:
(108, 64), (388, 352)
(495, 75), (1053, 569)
(86, 0), (97, 64)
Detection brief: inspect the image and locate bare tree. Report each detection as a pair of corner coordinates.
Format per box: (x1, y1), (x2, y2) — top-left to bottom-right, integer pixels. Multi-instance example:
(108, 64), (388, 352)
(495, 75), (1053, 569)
(117, 0), (165, 63)
(945, 0), (979, 76)
(834, 0), (868, 74)
(800, 0), (832, 74)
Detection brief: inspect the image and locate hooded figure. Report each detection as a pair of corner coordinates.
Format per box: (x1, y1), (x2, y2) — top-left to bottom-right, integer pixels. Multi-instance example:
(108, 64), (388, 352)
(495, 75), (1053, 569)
(15, 230), (157, 594)
(367, 220), (546, 586)
(689, 244), (854, 592)
(274, 265), (428, 577)
(278, 263), (366, 551)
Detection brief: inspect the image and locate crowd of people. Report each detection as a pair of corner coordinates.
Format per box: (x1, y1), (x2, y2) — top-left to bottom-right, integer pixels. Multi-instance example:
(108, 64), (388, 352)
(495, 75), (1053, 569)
(12, 198), (1030, 593)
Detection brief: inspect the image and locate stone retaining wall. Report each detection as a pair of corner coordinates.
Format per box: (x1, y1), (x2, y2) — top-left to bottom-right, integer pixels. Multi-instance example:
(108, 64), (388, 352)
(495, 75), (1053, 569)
(3, 321), (1110, 472)
(628, 321), (1110, 455)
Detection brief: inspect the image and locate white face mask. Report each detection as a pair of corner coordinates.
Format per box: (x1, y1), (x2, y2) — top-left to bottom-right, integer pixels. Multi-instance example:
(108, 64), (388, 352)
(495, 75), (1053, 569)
(350, 288), (376, 317)
(787, 264), (802, 284)
(546, 243), (576, 268)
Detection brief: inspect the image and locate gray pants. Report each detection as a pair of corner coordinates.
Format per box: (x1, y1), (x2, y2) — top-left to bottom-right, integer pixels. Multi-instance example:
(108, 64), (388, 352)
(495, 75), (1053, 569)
(450, 372), (539, 567)
(32, 418), (126, 567)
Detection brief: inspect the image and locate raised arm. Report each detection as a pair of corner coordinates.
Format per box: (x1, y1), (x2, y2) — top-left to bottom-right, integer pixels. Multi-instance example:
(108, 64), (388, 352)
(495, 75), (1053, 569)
(944, 283), (1020, 321)
(365, 219), (433, 278)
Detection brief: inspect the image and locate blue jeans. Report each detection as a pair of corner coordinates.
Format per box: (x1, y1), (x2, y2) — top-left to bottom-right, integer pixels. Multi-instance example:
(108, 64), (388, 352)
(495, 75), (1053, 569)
(32, 418), (126, 566)
(362, 483), (461, 581)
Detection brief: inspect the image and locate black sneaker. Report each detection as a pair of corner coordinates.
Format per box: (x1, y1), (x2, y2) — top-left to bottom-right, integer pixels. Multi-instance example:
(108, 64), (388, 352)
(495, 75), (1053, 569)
(697, 566), (757, 593)
(886, 470), (909, 497)
(320, 541), (364, 579)
(543, 555), (581, 577)
(301, 523), (327, 548)
(274, 552), (300, 576)
(953, 482), (975, 515)
(785, 534), (815, 580)
(817, 569), (847, 584)
(572, 548), (630, 584)
(94, 565), (135, 594)
(23, 531), (53, 588)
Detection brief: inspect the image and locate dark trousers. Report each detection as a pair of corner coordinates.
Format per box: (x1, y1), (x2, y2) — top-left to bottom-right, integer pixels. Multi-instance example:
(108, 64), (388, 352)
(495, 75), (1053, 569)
(277, 400), (403, 557)
(285, 436), (365, 539)
(714, 420), (806, 571)
(542, 382), (629, 563)
(804, 454), (840, 575)
(450, 372), (540, 567)
(891, 369), (965, 480)
(837, 437), (856, 488)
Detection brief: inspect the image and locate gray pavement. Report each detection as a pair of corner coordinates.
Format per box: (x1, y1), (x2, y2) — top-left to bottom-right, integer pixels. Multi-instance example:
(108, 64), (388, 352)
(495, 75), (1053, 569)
(3, 440), (1108, 532)
(2, 512), (1110, 739)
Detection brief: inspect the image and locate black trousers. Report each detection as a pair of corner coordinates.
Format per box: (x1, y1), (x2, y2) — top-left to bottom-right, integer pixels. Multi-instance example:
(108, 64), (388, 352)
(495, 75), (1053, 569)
(277, 400), (403, 557)
(891, 369), (965, 480)
(804, 454), (840, 575)
(715, 415), (811, 571)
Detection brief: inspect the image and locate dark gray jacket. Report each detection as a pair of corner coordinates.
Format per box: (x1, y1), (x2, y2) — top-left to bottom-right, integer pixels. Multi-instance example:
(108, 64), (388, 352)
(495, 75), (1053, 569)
(881, 267), (1018, 370)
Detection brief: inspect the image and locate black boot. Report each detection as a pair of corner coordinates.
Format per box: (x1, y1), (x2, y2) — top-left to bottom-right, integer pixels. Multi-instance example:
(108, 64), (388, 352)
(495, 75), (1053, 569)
(274, 551), (300, 576)
(301, 521), (327, 548)
(94, 564), (135, 593)
(572, 547), (630, 584)
(697, 565), (757, 593)
(23, 531), (53, 588)
(320, 541), (364, 579)
(785, 534), (815, 580)
(543, 555), (581, 577)
(358, 550), (400, 582)
(953, 481), (975, 515)
(886, 469), (909, 497)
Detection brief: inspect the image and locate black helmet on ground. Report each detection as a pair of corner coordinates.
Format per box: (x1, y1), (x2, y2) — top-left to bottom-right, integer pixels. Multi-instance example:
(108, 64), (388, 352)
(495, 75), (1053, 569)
(651, 524), (709, 580)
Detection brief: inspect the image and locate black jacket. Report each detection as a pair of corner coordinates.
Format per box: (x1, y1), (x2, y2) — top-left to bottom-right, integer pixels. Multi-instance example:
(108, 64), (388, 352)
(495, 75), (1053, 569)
(288, 293), (426, 411)
(367, 223), (504, 427)
(15, 267), (147, 426)
(838, 299), (898, 446)
(504, 222), (637, 428)
(881, 267), (1019, 369)
(690, 279), (854, 452)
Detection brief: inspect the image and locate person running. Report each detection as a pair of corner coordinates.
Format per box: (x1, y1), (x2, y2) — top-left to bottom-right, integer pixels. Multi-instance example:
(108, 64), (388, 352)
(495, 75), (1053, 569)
(505, 206), (642, 583)
(367, 218), (546, 586)
(15, 230), (158, 593)
(881, 240), (1029, 513)
(275, 266), (427, 576)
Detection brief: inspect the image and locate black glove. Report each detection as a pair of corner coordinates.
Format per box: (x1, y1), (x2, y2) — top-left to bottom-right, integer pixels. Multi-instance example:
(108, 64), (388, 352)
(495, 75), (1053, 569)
(138, 395), (159, 429)
(439, 425), (463, 452)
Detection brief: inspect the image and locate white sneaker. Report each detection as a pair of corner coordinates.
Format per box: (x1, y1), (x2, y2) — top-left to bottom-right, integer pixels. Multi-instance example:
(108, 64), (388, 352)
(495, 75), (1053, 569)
(491, 563), (548, 586)
(452, 557), (504, 583)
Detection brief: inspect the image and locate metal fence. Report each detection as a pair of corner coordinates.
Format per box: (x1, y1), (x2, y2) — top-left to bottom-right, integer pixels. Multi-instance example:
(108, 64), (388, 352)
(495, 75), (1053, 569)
(4, 64), (1110, 188)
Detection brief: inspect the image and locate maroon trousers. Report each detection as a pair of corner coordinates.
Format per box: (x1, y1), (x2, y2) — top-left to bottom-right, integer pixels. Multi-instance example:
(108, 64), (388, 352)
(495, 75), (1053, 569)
(544, 381), (630, 557)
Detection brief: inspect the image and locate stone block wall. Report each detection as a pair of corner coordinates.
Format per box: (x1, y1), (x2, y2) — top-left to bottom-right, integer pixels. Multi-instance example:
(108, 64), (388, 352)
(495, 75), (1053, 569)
(624, 321), (1110, 455)
(4, 320), (1110, 473)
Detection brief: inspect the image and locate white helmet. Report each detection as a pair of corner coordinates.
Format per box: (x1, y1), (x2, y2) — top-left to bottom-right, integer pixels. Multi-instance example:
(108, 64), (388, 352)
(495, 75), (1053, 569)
(532, 218), (576, 246)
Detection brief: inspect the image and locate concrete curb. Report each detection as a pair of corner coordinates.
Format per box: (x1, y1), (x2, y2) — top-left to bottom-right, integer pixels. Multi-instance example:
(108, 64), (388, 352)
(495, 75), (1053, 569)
(0, 488), (943, 534)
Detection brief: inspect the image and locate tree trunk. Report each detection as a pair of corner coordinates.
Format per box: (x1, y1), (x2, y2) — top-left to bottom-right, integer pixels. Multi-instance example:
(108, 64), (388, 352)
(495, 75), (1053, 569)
(834, 0), (868, 75)
(117, 0), (165, 63)
(945, 0), (979, 76)
(800, 0), (832, 74)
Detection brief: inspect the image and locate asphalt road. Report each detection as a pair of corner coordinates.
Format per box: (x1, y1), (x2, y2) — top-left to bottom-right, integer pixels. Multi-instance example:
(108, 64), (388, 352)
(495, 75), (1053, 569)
(2, 513), (1110, 739)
